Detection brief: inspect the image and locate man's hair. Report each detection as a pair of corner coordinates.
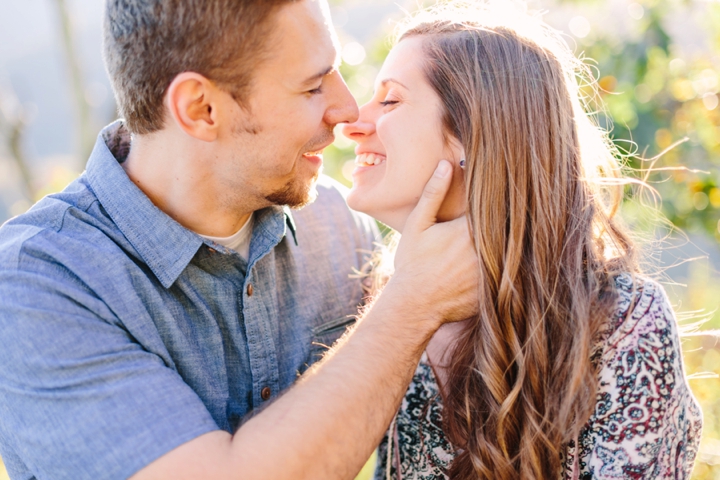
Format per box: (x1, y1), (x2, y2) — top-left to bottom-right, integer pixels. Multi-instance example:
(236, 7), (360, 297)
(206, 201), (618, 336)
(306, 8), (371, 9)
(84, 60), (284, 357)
(104, 0), (297, 134)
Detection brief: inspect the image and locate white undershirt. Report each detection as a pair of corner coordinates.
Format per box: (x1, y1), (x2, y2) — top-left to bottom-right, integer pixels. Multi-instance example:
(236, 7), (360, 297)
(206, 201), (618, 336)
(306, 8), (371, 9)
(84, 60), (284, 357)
(199, 214), (254, 260)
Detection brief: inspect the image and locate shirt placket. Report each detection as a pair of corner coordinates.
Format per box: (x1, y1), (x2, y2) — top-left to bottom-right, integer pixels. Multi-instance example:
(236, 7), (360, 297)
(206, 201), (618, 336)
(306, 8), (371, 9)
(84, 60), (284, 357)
(243, 243), (282, 408)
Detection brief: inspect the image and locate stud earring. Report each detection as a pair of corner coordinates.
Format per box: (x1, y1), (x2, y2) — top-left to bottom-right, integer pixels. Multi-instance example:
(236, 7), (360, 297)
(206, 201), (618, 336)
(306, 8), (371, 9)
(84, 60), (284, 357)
(459, 159), (466, 169)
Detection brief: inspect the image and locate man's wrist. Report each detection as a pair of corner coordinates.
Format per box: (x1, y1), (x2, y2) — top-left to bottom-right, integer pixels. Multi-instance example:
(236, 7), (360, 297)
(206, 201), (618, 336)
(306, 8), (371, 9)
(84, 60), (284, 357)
(363, 277), (443, 343)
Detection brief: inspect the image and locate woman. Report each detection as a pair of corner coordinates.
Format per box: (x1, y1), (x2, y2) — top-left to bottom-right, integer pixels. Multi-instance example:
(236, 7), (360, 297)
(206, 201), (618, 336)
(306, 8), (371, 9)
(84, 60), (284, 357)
(341, 3), (702, 479)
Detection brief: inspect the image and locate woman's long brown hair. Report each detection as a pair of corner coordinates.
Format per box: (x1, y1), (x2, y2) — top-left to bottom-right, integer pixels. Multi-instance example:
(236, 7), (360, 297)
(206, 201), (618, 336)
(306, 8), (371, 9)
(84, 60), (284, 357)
(396, 4), (637, 479)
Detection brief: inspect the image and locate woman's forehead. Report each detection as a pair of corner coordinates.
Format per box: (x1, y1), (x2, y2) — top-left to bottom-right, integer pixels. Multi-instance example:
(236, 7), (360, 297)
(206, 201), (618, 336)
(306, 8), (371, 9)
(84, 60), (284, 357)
(376, 38), (428, 91)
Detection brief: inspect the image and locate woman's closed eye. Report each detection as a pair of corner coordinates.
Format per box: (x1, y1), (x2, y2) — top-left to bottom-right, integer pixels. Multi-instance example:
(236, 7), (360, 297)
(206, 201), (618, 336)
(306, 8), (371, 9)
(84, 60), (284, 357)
(379, 100), (398, 106)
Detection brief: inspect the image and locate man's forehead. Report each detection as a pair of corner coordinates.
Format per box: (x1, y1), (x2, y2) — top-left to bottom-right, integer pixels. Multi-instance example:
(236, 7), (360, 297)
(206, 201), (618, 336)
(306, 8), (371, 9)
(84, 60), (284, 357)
(262, 0), (339, 80)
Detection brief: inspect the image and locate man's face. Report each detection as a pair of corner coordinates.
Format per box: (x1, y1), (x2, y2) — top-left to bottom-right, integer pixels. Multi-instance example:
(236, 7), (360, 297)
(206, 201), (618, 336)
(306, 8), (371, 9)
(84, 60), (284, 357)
(217, 0), (358, 210)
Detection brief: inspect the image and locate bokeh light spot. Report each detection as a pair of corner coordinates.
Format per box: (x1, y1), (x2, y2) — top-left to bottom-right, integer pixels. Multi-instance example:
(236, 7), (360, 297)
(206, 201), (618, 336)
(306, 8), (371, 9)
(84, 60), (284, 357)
(568, 16), (591, 38)
(627, 3), (644, 20)
(635, 84), (652, 103)
(342, 42), (366, 66)
(333, 124), (353, 149)
(702, 93), (719, 111)
(668, 58), (687, 76)
(671, 79), (696, 101)
(331, 6), (348, 28)
(599, 75), (617, 93)
(693, 192), (710, 211)
(708, 188), (720, 208)
(342, 160), (355, 183)
(655, 129), (673, 150)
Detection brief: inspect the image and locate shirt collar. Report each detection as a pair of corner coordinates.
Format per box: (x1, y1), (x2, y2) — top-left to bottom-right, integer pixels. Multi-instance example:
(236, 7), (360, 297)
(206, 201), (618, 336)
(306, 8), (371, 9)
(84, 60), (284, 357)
(284, 207), (298, 246)
(86, 121), (297, 288)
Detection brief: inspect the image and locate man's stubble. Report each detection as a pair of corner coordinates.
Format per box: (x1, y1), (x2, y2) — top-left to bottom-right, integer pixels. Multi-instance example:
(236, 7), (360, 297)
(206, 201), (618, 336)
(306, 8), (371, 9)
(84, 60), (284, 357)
(264, 167), (321, 209)
(232, 107), (333, 210)
(262, 127), (334, 209)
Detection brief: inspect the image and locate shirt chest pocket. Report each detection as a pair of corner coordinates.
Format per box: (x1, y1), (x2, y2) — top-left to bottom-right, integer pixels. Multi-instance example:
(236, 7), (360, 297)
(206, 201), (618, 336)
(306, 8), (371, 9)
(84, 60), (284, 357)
(308, 315), (357, 364)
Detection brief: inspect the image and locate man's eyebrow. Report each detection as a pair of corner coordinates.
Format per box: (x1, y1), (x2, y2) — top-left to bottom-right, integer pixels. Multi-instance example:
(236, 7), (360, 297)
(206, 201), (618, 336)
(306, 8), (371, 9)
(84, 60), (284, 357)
(301, 66), (335, 86)
(380, 78), (409, 90)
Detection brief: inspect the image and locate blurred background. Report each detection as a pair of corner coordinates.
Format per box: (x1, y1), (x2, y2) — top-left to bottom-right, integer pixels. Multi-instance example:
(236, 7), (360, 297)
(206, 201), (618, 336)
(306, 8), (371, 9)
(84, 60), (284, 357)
(0, 0), (718, 478)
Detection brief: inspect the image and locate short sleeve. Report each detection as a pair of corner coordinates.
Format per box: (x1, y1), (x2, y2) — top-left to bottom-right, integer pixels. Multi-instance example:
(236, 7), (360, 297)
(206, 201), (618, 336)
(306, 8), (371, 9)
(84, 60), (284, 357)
(0, 264), (219, 479)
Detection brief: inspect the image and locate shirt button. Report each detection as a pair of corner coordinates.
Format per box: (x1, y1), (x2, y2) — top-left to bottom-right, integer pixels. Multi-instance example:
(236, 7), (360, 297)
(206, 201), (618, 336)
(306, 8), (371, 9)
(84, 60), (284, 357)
(247, 284), (254, 297)
(261, 386), (271, 401)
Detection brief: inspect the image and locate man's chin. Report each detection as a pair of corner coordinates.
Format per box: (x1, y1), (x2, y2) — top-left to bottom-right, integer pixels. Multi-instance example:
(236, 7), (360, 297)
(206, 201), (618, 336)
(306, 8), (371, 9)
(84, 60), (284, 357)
(264, 173), (319, 209)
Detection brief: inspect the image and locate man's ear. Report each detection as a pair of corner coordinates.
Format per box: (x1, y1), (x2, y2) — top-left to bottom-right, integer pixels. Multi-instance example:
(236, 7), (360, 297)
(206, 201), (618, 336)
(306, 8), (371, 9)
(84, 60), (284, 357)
(165, 72), (220, 142)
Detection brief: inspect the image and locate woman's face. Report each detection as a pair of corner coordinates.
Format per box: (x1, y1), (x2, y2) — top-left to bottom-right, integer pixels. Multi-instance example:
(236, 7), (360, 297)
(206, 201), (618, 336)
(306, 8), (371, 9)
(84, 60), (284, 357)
(342, 37), (466, 232)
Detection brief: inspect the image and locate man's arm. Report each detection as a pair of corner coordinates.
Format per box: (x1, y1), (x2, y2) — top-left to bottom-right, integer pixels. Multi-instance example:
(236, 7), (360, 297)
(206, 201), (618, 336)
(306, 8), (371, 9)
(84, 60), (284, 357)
(132, 160), (479, 480)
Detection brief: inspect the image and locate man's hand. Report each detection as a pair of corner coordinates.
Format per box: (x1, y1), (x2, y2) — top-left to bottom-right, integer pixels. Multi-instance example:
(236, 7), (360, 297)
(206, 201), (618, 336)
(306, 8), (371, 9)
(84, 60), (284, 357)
(389, 160), (480, 325)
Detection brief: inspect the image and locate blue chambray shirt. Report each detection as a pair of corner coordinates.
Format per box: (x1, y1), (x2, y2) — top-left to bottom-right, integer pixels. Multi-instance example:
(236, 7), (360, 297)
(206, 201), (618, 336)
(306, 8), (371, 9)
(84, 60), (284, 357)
(0, 122), (378, 480)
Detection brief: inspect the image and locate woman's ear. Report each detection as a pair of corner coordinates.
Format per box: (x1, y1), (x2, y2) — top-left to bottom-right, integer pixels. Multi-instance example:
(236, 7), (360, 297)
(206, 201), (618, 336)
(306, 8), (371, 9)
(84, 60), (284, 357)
(446, 136), (466, 169)
(433, 135), (468, 223)
(164, 72), (220, 142)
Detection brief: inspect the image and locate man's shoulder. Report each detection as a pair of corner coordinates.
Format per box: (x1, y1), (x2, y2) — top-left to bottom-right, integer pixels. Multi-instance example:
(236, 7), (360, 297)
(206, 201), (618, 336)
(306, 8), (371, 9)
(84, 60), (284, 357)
(294, 175), (378, 239)
(0, 176), (117, 270)
(286, 175), (381, 256)
(312, 174), (352, 209)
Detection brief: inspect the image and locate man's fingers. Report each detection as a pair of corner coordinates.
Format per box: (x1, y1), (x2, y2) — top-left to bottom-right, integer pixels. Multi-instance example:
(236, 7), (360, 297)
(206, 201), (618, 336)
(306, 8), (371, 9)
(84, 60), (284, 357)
(404, 160), (453, 234)
(392, 159), (478, 322)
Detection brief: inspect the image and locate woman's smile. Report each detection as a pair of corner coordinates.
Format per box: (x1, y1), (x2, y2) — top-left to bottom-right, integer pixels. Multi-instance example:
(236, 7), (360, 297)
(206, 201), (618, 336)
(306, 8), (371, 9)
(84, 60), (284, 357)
(342, 36), (465, 232)
(352, 152), (387, 179)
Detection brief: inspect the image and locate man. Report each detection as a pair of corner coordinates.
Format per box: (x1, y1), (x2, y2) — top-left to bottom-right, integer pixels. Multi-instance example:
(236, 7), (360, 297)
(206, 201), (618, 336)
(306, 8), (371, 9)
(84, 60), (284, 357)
(0, 0), (478, 478)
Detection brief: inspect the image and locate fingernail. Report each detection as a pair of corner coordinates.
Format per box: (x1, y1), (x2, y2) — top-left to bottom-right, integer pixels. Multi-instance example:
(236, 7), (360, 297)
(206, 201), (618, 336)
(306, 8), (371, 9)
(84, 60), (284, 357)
(434, 160), (451, 178)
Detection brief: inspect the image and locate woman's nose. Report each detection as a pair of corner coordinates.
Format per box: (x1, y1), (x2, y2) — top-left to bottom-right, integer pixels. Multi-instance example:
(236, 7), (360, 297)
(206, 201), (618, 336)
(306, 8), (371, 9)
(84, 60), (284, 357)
(341, 104), (376, 141)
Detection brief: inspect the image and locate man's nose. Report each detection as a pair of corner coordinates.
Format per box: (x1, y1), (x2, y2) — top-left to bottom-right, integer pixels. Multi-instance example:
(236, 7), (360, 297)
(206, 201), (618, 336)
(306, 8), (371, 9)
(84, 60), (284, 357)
(324, 71), (359, 125)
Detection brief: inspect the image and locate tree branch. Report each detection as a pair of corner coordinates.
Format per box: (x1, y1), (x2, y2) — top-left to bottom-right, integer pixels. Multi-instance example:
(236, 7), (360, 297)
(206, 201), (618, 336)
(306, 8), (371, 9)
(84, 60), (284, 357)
(0, 98), (34, 200)
(54, 0), (94, 161)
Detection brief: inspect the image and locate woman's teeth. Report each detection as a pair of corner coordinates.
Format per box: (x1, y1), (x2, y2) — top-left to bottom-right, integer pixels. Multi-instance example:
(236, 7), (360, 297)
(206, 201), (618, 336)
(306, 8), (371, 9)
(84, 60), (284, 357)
(354, 153), (386, 167)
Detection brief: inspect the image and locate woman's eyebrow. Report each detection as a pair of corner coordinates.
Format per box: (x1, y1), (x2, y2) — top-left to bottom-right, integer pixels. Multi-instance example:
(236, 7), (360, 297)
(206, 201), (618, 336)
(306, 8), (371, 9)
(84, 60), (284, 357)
(379, 78), (409, 90)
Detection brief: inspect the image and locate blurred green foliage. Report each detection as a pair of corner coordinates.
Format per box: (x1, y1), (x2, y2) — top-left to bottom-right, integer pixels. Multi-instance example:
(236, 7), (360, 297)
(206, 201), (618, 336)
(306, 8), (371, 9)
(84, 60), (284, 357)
(585, 1), (720, 240)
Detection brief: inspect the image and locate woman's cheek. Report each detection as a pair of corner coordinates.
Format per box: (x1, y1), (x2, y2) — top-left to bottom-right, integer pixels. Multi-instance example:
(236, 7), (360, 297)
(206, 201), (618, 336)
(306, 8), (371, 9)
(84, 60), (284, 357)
(375, 116), (391, 145)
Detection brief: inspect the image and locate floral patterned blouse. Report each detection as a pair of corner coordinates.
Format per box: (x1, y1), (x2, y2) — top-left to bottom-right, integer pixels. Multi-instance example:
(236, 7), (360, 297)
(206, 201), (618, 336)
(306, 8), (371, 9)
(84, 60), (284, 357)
(375, 274), (703, 480)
